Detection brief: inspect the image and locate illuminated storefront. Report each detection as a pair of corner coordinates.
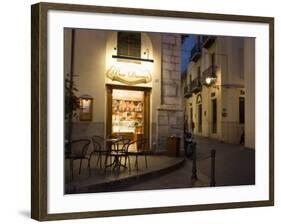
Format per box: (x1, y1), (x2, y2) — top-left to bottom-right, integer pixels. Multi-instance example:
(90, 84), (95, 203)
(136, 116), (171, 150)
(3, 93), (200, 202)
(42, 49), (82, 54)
(64, 28), (184, 151)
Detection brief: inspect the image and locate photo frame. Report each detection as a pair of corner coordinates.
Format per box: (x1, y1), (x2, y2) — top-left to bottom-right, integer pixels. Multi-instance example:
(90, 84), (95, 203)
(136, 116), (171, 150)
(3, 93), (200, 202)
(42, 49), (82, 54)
(31, 2), (274, 221)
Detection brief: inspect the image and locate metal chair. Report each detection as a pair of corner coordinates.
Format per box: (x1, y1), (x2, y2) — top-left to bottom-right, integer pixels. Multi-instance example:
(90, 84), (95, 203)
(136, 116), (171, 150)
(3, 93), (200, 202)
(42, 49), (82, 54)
(127, 138), (150, 171)
(65, 139), (92, 180)
(91, 135), (108, 168)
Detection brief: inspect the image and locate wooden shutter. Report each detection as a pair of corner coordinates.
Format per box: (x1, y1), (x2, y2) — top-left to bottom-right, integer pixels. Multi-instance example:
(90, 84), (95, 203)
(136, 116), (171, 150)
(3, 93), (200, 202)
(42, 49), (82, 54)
(117, 32), (141, 58)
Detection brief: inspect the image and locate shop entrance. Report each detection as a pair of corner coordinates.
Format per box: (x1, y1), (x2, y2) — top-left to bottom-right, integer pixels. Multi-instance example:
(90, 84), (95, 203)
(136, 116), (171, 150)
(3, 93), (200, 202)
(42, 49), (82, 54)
(106, 85), (151, 150)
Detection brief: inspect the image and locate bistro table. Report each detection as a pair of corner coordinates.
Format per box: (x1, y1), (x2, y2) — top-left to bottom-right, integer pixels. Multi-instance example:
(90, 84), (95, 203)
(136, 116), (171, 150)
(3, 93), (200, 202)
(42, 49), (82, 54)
(104, 137), (128, 170)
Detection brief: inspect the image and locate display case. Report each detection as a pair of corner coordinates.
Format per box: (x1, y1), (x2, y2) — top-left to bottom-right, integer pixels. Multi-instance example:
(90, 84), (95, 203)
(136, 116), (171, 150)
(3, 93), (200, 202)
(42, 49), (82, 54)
(112, 99), (144, 136)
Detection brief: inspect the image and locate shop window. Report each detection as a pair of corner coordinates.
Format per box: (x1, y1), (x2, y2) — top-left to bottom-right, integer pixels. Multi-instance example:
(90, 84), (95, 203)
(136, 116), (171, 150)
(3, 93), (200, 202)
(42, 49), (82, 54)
(117, 32), (141, 58)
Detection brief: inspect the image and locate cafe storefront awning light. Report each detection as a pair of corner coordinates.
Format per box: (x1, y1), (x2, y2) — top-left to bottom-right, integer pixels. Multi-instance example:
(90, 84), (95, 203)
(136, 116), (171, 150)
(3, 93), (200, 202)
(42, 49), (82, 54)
(106, 63), (152, 86)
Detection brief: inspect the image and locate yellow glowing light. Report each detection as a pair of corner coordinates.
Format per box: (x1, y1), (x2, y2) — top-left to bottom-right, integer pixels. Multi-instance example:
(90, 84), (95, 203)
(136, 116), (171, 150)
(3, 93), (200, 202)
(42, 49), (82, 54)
(205, 77), (212, 85)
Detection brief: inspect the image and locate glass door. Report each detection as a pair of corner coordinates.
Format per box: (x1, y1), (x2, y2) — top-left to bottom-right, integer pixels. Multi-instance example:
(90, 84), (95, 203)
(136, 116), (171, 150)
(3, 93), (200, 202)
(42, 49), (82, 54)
(112, 89), (144, 142)
(106, 86), (150, 151)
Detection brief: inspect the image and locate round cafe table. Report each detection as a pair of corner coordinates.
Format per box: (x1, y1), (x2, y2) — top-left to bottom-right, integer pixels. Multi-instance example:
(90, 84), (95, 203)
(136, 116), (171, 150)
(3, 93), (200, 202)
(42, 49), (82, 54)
(104, 137), (127, 170)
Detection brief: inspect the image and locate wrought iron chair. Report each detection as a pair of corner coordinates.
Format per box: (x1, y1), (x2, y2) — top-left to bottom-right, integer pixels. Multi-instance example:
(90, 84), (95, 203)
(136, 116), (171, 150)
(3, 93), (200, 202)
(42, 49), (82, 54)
(127, 138), (150, 171)
(65, 139), (92, 180)
(91, 135), (108, 168)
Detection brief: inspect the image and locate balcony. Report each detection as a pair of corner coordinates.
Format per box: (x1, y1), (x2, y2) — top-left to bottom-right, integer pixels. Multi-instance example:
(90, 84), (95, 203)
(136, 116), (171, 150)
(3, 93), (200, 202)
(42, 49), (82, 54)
(190, 44), (202, 62)
(184, 85), (192, 98)
(190, 77), (202, 93)
(203, 65), (217, 77)
(202, 65), (217, 85)
(202, 36), (216, 49)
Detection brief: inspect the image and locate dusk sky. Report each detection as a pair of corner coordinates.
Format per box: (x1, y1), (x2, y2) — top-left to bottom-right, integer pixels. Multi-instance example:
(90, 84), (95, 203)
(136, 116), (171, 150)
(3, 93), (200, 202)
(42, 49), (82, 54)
(181, 35), (196, 75)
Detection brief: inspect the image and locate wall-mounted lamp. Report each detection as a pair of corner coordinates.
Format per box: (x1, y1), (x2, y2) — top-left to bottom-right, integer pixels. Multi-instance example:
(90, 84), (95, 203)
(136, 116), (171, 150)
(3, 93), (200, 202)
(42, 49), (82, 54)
(205, 76), (216, 86)
(79, 95), (93, 121)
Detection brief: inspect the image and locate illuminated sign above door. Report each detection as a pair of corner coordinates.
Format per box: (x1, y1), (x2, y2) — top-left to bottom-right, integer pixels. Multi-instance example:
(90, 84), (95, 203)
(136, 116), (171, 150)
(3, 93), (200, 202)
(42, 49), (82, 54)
(106, 64), (152, 86)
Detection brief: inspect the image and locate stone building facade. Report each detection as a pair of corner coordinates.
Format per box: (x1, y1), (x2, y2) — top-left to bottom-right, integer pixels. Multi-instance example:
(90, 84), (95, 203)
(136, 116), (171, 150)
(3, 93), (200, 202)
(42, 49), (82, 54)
(183, 36), (255, 149)
(157, 34), (184, 151)
(64, 29), (184, 152)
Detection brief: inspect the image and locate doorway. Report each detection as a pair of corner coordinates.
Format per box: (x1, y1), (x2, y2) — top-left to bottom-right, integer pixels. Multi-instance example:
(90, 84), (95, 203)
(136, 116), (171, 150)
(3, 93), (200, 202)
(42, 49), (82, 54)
(106, 85), (151, 150)
(198, 104), (202, 133)
(239, 97), (245, 124)
(211, 98), (217, 133)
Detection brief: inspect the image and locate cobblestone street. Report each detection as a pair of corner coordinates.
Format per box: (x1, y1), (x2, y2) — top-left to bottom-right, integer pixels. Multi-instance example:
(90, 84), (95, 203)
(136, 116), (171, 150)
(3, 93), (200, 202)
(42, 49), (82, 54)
(116, 136), (255, 191)
(195, 136), (255, 187)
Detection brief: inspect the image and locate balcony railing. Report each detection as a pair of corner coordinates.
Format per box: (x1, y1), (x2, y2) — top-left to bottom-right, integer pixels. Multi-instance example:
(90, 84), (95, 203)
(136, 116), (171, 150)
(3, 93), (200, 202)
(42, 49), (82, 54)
(202, 65), (217, 85)
(190, 77), (202, 93)
(184, 85), (192, 98)
(202, 36), (216, 49)
(190, 44), (202, 62)
(203, 65), (217, 78)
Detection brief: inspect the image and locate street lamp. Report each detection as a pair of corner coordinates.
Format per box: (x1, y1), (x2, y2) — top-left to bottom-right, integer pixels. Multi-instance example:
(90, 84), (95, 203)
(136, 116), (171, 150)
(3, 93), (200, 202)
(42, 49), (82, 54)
(205, 76), (216, 86)
(205, 77), (212, 85)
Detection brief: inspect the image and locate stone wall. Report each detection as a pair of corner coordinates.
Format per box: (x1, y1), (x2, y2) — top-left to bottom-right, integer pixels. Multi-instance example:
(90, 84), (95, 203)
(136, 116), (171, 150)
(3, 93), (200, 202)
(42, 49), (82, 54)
(71, 122), (104, 140)
(157, 34), (184, 151)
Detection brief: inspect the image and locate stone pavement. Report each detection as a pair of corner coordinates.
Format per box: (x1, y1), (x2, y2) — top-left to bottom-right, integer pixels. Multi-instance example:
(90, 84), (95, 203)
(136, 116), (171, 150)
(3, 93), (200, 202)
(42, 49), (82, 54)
(65, 137), (255, 194)
(194, 136), (255, 187)
(65, 155), (186, 194)
(117, 136), (255, 191)
(116, 159), (201, 192)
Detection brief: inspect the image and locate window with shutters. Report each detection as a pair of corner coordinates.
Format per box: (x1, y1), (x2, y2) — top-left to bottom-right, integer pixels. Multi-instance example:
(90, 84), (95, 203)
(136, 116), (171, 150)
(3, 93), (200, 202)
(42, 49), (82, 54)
(117, 32), (141, 58)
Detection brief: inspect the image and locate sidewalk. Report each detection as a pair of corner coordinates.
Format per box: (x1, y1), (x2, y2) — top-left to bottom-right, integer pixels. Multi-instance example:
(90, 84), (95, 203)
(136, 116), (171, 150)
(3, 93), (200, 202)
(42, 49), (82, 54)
(65, 155), (186, 194)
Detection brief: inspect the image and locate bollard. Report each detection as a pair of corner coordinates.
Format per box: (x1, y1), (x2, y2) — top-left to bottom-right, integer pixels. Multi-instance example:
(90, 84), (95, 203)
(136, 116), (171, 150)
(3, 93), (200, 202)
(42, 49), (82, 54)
(210, 149), (216, 187)
(191, 142), (197, 180)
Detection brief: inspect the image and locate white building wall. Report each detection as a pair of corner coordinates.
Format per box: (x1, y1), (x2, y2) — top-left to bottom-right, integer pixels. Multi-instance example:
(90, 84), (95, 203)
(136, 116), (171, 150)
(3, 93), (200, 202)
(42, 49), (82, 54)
(244, 38), (255, 149)
(221, 37), (244, 86)
(64, 29), (162, 147)
(184, 36), (254, 146)
(64, 29), (107, 139)
(220, 37), (245, 144)
(221, 87), (245, 144)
